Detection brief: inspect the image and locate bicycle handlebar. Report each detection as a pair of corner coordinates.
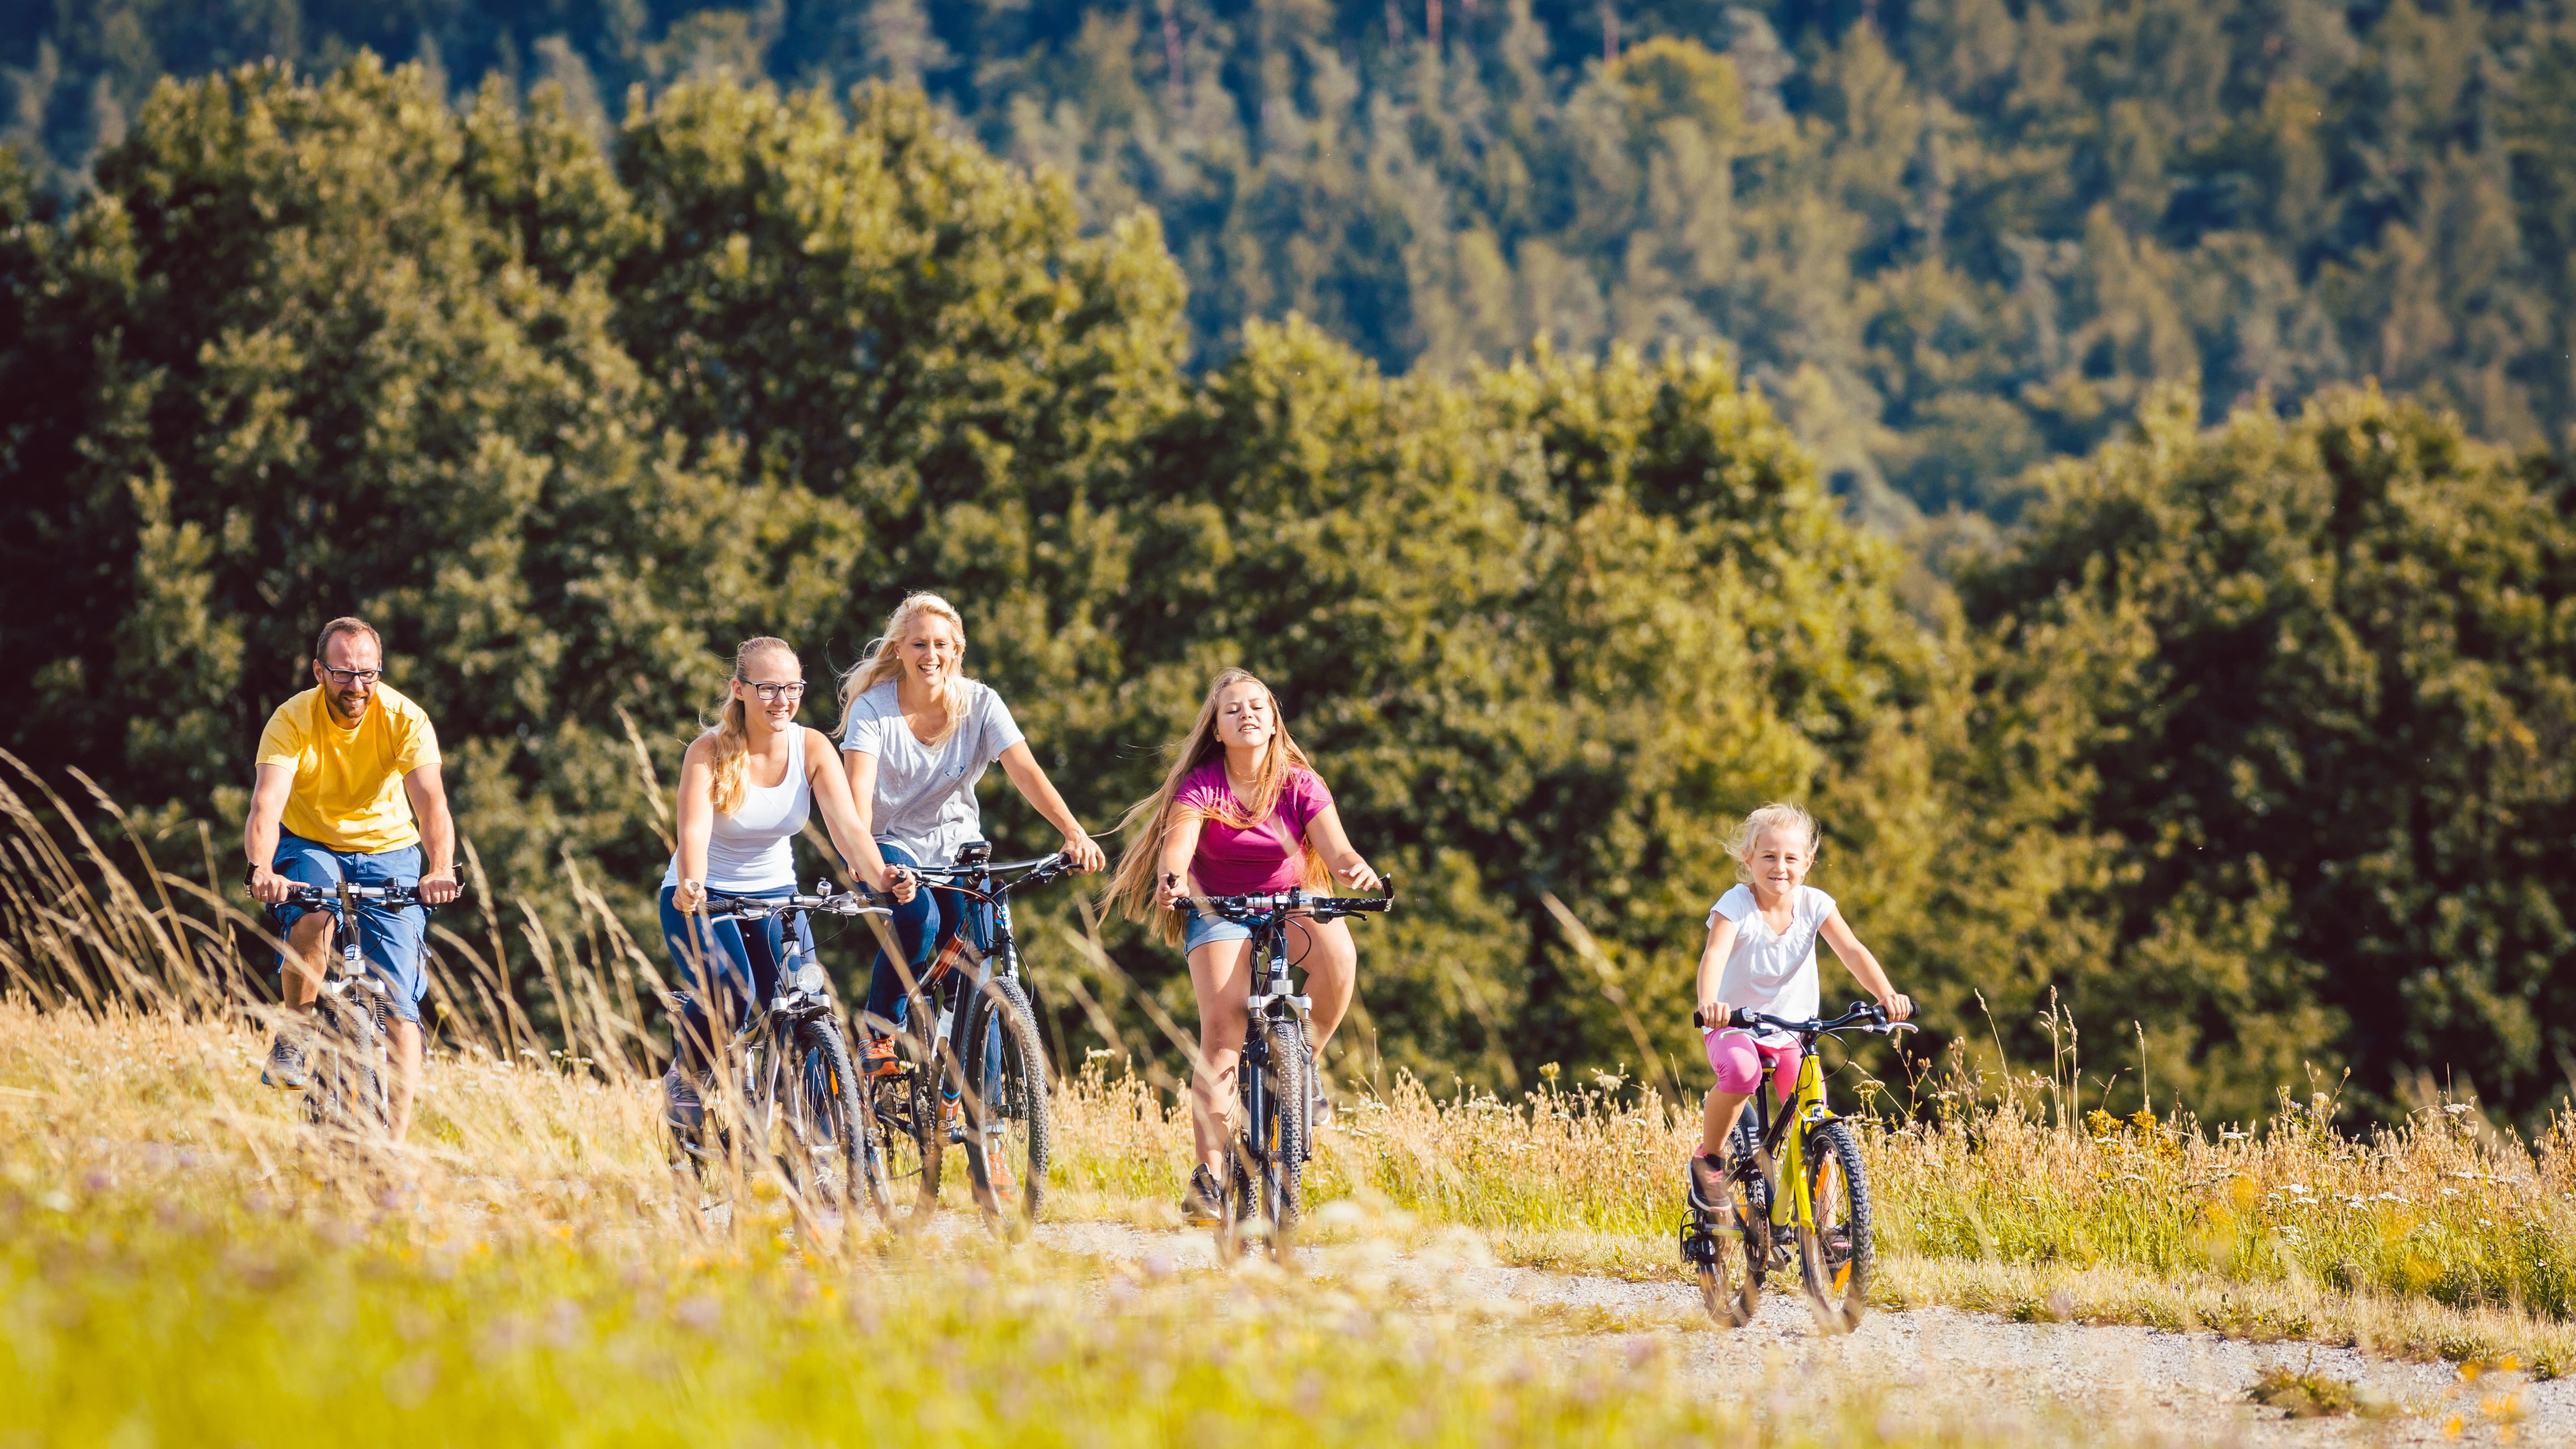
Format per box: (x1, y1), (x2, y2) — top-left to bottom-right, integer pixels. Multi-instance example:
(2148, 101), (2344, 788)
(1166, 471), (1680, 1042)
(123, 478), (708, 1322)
(1171, 881), (1398, 923)
(902, 845), (1072, 892)
(276, 882), (450, 913)
(907, 851), (1070, 881)
(1693, 1000), (1919, 1038)
(702, 888), (890, 922)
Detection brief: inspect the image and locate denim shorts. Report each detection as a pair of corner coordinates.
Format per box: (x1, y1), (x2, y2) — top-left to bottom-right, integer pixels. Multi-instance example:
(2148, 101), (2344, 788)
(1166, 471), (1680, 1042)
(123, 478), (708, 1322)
(270, 832), (429, 1023)
(1182, 906), (1253, 956)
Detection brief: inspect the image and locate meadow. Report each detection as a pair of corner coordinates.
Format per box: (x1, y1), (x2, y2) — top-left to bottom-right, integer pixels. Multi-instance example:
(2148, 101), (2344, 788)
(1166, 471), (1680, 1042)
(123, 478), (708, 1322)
(4, 772), (2572, 1443)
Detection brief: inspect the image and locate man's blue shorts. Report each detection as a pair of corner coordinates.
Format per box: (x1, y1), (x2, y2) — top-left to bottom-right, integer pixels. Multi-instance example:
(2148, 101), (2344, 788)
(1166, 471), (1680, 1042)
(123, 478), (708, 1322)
(270, 832), (429, 1024)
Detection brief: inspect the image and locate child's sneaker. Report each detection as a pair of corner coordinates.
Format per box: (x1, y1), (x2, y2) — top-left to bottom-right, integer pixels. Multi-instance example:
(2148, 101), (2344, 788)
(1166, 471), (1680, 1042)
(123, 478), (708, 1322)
(1686, 1152), (1730, 1216)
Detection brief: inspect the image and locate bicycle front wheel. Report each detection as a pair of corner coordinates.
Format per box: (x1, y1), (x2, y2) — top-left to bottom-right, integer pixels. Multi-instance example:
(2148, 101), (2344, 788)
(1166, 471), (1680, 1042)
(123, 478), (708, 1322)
(961, 976), (1051, 1226)
(788, 1021), (867, 1213)
(301, 1002), (387, 1140)
(1253, 1016), (1310, 1257)
(1797, 1120), (1874, 1332)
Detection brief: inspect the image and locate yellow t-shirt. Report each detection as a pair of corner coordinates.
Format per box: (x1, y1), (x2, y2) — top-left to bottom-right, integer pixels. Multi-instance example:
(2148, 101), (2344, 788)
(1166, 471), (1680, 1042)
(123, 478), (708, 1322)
(254, 684), (441, 853)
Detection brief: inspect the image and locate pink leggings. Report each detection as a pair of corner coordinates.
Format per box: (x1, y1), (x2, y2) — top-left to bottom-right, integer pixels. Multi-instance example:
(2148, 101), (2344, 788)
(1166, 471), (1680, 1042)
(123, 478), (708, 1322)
(1703, 1030), (1800, 1102)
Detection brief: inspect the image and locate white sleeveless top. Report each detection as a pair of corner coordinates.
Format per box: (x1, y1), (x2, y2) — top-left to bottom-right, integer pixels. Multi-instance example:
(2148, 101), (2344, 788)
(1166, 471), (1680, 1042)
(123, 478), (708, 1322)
(1704, 883), (1835, 1046)
(662, 727), (812, 892)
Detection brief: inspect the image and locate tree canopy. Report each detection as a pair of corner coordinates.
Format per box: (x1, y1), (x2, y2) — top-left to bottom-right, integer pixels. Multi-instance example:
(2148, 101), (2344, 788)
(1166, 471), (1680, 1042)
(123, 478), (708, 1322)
(14, 0), (2576, 535)
(5, 45), (2575, 1131)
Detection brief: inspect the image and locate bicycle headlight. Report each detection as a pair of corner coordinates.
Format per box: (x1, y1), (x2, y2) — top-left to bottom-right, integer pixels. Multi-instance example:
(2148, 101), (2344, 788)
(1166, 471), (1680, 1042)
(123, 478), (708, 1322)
(793, 963), (830, 997)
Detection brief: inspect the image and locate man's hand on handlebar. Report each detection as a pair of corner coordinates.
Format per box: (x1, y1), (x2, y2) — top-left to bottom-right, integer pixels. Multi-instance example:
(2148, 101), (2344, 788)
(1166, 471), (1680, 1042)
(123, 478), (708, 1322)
(418, 870), (461, 907)
(866, 864), (918, 905)
(1878, 993), (1915, 1023)
(247, 864), (292, 906)
(1059, 831), (1106, 874)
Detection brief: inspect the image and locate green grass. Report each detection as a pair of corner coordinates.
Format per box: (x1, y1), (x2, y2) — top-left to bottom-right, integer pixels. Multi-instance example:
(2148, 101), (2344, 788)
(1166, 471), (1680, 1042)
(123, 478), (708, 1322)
(0, 1008), (2161, 1448)
(7, 788), (2576, 1441)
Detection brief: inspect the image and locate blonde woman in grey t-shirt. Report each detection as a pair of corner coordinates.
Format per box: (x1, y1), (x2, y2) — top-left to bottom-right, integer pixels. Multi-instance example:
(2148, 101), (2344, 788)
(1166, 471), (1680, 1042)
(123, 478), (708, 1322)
(838, 592), (1104, 1075)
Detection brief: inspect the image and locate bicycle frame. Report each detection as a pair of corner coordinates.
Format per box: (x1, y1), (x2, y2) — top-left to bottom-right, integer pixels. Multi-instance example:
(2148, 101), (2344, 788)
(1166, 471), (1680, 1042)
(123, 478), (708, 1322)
(1740, 1042), (1838, 1235)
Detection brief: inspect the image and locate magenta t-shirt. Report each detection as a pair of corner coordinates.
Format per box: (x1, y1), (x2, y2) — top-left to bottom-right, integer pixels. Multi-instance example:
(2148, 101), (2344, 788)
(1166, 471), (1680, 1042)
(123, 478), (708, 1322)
(1174, 759), (1335, 895)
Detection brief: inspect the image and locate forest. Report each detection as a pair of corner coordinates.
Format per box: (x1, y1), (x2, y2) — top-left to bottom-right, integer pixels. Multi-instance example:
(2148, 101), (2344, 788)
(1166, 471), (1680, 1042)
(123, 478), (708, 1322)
(4, 0), (2574, 1130)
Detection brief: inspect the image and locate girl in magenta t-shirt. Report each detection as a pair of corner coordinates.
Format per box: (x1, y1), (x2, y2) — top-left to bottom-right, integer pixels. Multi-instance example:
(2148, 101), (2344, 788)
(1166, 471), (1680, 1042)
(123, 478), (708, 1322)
(1108, 668), (1381, 1224)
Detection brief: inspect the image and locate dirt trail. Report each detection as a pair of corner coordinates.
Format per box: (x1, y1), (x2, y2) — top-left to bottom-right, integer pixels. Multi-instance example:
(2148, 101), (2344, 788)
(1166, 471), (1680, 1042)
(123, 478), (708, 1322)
(1033, 1220), (2568, 1446)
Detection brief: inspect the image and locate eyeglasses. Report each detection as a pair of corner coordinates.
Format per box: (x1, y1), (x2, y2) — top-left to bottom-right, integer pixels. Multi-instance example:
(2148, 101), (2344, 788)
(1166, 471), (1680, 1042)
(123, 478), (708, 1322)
(741, 680), (807, 703)
(320, 666), (381, 686)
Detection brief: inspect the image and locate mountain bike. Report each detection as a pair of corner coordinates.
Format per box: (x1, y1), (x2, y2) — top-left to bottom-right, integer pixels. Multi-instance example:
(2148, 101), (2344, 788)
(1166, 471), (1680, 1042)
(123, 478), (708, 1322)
(668, 887), (889, 1217)
(1178, 884), (1394, 1261)
(272, 881), (447, 1139)
(866, 842), (1077, 1227)
(1678, 1001), (1915, 1332)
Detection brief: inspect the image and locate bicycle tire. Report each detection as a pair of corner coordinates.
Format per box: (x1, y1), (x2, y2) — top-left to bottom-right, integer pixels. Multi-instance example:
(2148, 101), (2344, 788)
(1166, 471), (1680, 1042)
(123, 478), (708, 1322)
(300, 1000), (386, 1139)
(788, 1020), (867, 1212)
(961, 976), (1051, 1225)
(663, 1070), (712, 1185)
(1797, 1120), (1874, 1332)
(1255, 1015), (1310, 1257)
(870, 987), (948, 1220)
(1221, 1032), (1263, 1260)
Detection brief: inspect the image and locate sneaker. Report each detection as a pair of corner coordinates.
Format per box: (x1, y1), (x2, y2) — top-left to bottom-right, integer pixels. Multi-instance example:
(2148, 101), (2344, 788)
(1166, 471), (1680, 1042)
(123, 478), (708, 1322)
(859, 1036), (902, 1078)
(1180, 1164), (1226, 1226)
(260, 1034), (307, 1091)
(984, 1139), (1016, 1198)
(942, 1094), (963, 1144)
(662, 1069), (705, 1136)
(1686, 1152), (1729, 1215)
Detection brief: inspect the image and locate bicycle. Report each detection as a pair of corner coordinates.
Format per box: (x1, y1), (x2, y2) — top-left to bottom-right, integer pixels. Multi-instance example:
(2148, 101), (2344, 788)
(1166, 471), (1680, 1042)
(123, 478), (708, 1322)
(864, 841), (1078, 1227)
(1678, 1000), (1915, 1332)
(270, 881), (446, 1139)
(1176, 883), (1393, 1260)
(667, 886), (890, 1218)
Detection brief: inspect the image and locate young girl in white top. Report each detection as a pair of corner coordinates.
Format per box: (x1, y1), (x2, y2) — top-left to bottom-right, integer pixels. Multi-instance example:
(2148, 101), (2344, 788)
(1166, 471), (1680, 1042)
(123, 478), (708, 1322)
(1687, 802), (1912, 1208)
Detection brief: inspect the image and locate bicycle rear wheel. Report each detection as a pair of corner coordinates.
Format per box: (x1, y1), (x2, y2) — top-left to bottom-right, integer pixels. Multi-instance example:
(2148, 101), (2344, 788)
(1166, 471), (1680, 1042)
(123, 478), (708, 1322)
(1684, 1183), (1764, 1328)
(961, 976), (1051, 1225)
(1797, 1120), (1874, 1332)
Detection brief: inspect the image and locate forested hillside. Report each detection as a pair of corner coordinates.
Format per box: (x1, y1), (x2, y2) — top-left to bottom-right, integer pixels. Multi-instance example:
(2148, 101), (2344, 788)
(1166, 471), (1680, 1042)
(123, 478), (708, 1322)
(5, 13), (2576, 1131)
(12, 0), (2576, 530)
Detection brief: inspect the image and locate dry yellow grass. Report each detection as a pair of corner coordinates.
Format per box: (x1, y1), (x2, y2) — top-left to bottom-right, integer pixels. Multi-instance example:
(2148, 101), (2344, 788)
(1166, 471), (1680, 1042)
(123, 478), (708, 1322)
(5, 763), (2574, 1448)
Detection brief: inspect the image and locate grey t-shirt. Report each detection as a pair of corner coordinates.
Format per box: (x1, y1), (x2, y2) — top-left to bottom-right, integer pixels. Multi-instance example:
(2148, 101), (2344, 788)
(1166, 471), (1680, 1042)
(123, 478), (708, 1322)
(838, 678), (1026, 867)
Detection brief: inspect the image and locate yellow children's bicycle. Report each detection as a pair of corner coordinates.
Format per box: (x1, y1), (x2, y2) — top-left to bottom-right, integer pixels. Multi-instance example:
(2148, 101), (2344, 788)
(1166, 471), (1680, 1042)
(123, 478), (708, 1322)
(1678, 1001), (1915, 1333)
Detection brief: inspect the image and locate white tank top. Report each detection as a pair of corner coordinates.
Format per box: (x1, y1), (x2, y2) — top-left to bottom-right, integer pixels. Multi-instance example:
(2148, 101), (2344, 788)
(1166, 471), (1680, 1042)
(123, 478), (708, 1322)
(662, 726), (811, 892)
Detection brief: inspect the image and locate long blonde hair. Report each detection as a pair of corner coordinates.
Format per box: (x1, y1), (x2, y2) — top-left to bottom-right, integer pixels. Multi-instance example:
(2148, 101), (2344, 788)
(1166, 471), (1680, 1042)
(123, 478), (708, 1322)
(1106, 668), (1329, 944)
(837, 592), (974, 747)
(1726, 801), (1821, 884)
(707, 636), (796, 816)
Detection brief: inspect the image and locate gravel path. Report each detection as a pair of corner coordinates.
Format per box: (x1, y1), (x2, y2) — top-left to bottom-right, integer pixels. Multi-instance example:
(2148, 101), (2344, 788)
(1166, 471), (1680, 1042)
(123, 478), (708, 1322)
(1032, 1219), (2570, 1446)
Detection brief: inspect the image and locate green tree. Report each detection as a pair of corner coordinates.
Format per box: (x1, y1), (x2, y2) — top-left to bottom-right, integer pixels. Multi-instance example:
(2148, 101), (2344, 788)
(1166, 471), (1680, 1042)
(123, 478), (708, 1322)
(0, 56), (749, 911)
(1960, 386), (2576, 1125)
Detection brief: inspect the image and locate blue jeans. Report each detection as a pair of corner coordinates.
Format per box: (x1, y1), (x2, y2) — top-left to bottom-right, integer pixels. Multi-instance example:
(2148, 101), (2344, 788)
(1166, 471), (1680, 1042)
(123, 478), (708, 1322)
(861, 842), (991, 1035)
(657, 883), (816, 1076)
(269, 832), (428, 1023)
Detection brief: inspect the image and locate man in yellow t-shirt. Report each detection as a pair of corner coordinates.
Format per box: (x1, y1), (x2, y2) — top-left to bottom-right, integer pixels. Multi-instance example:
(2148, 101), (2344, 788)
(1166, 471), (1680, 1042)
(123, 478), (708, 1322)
(244, 616), (459, 1141)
